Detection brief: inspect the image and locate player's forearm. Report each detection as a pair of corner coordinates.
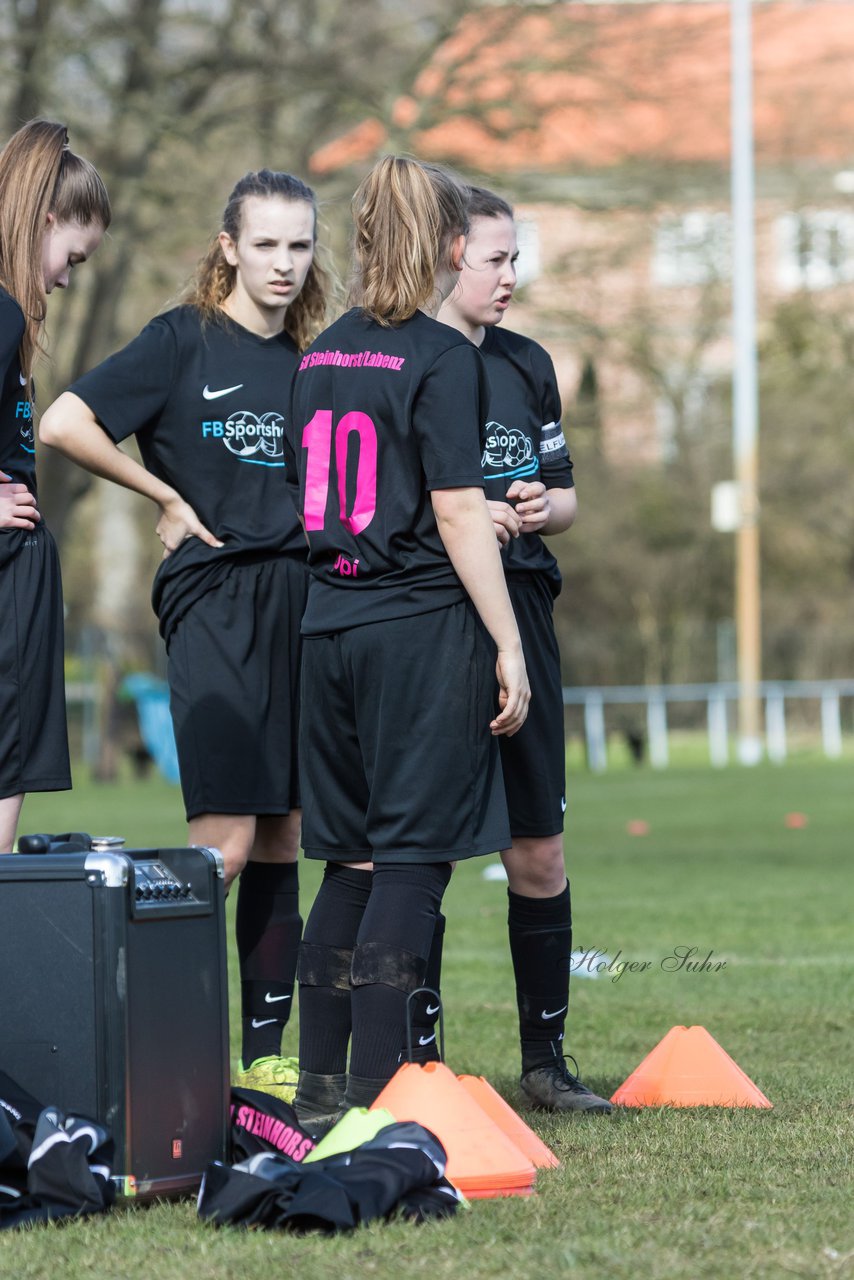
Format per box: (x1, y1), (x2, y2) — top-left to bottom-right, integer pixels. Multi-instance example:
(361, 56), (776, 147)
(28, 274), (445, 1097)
(40, 392), (178, 510)
(541, 486), (577, 536)
(432, 487), (524, 655)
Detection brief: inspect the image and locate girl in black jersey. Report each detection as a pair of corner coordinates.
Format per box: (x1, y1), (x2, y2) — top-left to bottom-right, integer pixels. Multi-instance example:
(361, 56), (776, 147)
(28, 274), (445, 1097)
(439, 188), (611, 1113)
(285, 156), (530, 1128)
(41, 170), (329, 1101)
(0, 120), (110, 854)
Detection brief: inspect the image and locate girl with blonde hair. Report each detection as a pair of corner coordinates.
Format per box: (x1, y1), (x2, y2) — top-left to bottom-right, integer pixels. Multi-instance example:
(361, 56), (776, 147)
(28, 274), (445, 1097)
(285, 156), (529, 1129)
(41, 169), (328, 1099)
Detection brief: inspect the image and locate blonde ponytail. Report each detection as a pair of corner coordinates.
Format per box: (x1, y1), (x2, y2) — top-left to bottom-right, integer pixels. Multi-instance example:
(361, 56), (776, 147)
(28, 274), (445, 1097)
(349, 156), (468, 326)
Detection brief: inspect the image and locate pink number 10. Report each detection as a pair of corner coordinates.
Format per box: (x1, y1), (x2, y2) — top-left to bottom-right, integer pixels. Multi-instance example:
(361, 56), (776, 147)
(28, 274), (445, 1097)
(302, 409), (378, 535)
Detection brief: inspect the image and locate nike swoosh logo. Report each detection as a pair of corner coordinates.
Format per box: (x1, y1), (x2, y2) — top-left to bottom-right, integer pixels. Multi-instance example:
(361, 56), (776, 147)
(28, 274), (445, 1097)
(425, 1003), (441, 1016)
(541, 1005), (568, 1020)
(203, 383), (243, 399)
(264, 993), (291, 1003)
(418, 1034), (436, 1046)
(251, 1017), (277, 1028)
(561, 797), (567, 813)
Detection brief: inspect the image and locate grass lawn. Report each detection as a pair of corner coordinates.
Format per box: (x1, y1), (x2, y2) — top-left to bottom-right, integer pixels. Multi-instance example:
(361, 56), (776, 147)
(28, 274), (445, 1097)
(5, 757), (852, 1279)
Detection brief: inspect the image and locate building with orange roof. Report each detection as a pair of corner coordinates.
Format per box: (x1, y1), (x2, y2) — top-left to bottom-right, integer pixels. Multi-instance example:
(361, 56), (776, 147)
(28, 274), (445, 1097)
(312, 2), (854, 178)
(311, 1), (854, 464)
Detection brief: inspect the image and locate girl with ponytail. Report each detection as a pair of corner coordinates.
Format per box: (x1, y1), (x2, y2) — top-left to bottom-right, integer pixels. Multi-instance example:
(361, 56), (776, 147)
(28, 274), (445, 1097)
(0, 119), (110, 853)
(42, 169), (330, 1101)
(439, 186), (612, 1114)
(285, 156), (530, 1130)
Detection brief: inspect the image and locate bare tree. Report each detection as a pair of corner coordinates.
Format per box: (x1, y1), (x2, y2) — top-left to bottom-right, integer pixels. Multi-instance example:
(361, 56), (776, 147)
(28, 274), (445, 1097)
(2, 0), (476, 774)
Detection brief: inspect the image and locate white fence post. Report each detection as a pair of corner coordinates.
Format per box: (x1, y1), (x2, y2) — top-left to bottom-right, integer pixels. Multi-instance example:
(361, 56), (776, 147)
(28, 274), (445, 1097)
(821, 691), (843, 758)
(765, 688), (787, 764)
(584, 693), (607, 773)
(647, 694), (669, 769)
(707, 691), (729, 767)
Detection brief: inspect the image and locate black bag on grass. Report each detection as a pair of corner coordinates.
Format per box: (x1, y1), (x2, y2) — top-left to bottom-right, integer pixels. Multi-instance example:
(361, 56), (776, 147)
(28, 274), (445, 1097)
(230, 1087), (316, 1163)
(0, 1069), (115, 1229)
(199, 1118), (461, 1232)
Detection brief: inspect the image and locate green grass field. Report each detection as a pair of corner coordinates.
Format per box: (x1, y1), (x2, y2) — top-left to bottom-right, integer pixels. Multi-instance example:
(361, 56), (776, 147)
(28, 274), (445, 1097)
(5, 758), (852, 1279)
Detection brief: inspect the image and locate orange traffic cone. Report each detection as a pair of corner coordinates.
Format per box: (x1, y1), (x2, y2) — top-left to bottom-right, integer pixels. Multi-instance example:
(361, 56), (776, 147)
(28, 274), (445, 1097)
(371, 1062), (537, 1198)
(611, 1025), (773, 1108)
(457, 1075), (559, 1169)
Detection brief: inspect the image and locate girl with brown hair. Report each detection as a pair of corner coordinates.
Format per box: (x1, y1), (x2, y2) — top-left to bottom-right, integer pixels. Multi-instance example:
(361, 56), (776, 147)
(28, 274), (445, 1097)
(439, 186), (611, 1113)
(285, 156), (529, 1129)
(0, 119), (110, 854)
(41, 169), (329, 1099)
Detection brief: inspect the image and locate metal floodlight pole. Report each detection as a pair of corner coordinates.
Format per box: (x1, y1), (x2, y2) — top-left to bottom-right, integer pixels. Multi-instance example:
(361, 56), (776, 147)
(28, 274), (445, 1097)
(731, 0), (762, 765)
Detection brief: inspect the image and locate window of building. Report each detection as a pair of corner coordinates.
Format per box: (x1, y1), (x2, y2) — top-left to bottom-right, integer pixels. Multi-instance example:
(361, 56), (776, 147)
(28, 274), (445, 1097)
(775, 211), (854, 290)
(652, 212), (731, 287)
(655, 368), (710, 461)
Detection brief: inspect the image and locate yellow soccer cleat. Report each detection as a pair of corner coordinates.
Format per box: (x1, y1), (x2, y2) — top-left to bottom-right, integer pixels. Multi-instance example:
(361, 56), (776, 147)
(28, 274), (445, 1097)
(234, 1055), (300, 1103)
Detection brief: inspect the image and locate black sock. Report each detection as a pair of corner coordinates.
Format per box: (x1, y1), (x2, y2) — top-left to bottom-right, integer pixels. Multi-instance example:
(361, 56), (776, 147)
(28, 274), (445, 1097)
(237, 860), (302, 1068)
(350, 863), (452, 1081)
(507, 882), (572, 1073)
(409, 912), (445, 1063)
(298, 863), (372, 1074)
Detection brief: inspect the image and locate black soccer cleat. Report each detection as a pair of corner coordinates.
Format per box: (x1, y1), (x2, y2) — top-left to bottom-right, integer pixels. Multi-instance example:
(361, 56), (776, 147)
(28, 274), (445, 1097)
(293, 1069), (346, 1139)
(520, 1053), (613, 1114)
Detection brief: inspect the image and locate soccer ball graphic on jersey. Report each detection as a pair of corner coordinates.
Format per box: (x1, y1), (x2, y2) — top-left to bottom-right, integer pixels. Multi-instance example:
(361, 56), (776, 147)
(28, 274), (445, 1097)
(481, 421), (537, 478)
(222, 410), (285, 463)
(258, 412), (286, 459)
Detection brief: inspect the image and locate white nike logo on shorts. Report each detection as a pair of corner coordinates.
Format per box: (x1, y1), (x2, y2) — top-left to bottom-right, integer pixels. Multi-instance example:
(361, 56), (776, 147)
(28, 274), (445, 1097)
(541, 1005), (568, 1020)
(264, 993), (291, 1003)
(203, 383), (244, 399)
(425, 1003), (441, 1016)
(418, 1034), (436, 1046)
(251, 1017), (277, 1028)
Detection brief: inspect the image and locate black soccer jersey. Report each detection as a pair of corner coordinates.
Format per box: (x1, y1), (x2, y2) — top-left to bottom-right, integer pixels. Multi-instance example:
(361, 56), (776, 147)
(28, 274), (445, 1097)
(478, 325), (574, 591)
(285, 308), (489, 635)
(0, 287), (36, 496)
(70, 306), (305, 559)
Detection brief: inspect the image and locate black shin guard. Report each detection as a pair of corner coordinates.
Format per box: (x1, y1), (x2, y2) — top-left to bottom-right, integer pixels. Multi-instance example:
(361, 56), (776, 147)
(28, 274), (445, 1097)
(349, 863), (452, 1081)
(236, 861), (301, 1067)
(507, 881), (573, 1073)
(408, 912), (445, 1063)
(297, 862), (372, 1074)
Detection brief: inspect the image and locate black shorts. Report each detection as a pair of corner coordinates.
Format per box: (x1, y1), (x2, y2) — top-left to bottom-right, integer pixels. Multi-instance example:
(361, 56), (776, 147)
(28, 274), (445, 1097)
(299, 602), (510, 864)
(500, 574), (566, 839)
(0, 527), (71, 798)
(166, 555), (306, 821)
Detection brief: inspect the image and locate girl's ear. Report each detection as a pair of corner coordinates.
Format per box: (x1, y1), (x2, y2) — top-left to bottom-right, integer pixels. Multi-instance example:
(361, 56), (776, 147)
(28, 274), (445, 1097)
(218, 230), (238, 267)
(450, 233), (466, 272)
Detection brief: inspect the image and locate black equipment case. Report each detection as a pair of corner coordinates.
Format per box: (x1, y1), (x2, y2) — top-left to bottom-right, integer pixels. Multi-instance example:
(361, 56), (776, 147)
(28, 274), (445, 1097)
(0, 842), (229, 1199)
